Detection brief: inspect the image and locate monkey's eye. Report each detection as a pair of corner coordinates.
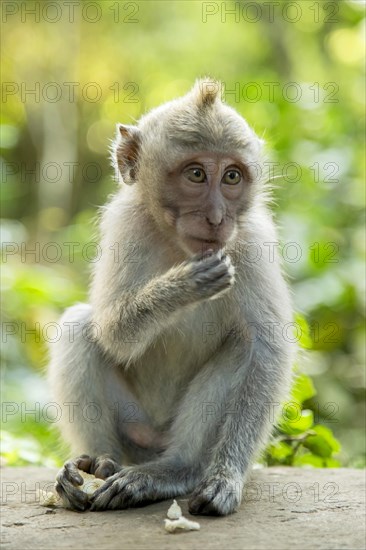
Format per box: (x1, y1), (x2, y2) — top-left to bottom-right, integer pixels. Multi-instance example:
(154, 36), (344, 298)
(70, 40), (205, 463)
(185, 167), (206, 183)
(223, 170), (242, 185)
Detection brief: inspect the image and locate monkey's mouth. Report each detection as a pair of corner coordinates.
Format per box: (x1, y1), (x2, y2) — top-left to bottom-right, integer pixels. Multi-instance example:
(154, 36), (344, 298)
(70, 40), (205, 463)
(189, 236), (222, 245)
(184, 235), (225, 253)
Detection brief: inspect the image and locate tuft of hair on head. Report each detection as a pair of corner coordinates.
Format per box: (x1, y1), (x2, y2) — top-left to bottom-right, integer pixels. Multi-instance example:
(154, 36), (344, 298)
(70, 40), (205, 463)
(191, 78), (222, 108)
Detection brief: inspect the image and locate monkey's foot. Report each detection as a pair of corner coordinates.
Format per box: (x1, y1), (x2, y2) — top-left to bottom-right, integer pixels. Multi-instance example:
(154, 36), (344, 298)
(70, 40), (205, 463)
(55, 454), (122, 511)
(188, 474), (242, 516)
(90, 465), (186, 511)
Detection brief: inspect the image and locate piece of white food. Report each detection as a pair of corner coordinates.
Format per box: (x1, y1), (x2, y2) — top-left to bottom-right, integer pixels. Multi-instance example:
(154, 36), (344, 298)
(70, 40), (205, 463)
(167, 499), (183, 519)
(39, 490), (60, 507)
(164, 517), (200, 533)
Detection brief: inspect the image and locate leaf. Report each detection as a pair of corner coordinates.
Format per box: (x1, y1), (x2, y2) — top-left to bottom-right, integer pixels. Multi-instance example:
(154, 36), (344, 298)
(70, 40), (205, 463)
(280, 408), (314, 435)
(311, 425), (341, 453)
(293, 453), (324, 468)
(303, 434), (333, 458)
(302, 424), (341, 459)
(267, 441), (293, 460)
(325, 457), (341, 468)
(291, 374), (317, 404)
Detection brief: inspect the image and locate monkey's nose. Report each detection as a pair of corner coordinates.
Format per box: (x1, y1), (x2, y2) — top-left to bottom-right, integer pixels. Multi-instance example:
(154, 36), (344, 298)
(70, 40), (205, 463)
(206, 214), (223, 227)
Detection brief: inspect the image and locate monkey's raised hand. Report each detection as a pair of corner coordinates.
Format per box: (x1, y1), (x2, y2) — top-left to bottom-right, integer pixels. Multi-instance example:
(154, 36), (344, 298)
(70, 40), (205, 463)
(179, 252), (235, 302)
(55, 454), (121, 511)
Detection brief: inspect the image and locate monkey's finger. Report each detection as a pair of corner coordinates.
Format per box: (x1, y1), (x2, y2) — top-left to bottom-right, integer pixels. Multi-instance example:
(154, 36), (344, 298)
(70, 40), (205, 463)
(94, 465), (109, 480)
(199, 261), (233, 281)
(89, 477), (116, 501)
(75, 454), (94, 473)
(185, 247), (221, 266)
(201, 249), (224, 262)
(89, 492), (111, 511)
(55, 481), (90, 512)
(200, 248), (215, 260)
(90, 480), (124, 511)
(55, 482), (85, 507)
(191, 256), (222, 274)
(91, 489), (131, 511)
(94, 459), (121, 480)
(106, 490), (133, 510)
(217, 255), (235, 277)
(57, 461), (84, 486)
(88, 477), (116, 502)
(100, 476), (152, 510)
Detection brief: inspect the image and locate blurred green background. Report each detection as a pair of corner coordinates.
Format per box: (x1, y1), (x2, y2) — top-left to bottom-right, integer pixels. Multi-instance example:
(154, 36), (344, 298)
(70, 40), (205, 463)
(1, 0), (365, 468)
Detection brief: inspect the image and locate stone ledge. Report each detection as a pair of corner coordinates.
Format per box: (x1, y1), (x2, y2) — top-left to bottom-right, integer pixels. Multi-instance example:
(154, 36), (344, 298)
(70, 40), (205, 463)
(1, 467), (365, 550)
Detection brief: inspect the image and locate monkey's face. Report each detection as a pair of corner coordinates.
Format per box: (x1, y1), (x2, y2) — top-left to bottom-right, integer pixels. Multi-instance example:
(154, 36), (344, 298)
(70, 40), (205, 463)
(115, 80), (263, 256)
(162, 152), (250, 255)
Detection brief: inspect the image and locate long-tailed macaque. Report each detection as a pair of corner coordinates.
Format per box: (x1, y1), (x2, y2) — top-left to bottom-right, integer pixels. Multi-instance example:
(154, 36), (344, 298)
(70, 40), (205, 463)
(49, 79), (295, 515)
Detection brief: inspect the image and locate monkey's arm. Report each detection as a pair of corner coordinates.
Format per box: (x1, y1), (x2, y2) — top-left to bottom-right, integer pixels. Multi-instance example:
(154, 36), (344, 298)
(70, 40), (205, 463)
(91, 251), (234, 365)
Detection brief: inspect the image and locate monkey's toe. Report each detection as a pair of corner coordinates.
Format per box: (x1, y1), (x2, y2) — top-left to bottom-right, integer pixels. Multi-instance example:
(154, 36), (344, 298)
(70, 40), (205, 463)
(188, 477), (240, 516)
(188, 494), (226, 516)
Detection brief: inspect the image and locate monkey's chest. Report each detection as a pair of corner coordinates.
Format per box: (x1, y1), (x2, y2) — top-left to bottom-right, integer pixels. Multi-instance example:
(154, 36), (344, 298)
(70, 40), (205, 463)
(124, 302), (227, 426)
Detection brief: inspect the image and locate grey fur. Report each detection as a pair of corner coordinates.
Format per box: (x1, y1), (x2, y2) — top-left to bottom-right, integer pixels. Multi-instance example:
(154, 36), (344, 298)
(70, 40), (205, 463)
(49, 79), (295, 515)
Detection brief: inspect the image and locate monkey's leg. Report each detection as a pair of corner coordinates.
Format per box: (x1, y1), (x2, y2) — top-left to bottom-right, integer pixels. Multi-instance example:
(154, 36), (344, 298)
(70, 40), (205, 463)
(188, 338), (291, 516)
(49, 304), (126, 509)
(89, 337), (249, 511)
(91, 334), (292, 514)
(49, 304), (124, 456)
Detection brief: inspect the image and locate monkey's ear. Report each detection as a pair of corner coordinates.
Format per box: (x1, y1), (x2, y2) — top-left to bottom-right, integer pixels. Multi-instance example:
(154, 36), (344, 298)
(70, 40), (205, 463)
(115, 124), (141, 185)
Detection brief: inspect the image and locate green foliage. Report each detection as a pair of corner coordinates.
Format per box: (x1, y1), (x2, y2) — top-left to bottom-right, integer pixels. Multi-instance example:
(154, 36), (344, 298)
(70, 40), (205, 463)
(1, 430), (65, 468)
(265, 323), (342, 467)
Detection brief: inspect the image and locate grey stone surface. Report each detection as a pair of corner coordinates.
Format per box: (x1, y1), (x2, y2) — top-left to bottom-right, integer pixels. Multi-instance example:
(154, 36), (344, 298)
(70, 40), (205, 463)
(1, 467), (365, 550)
